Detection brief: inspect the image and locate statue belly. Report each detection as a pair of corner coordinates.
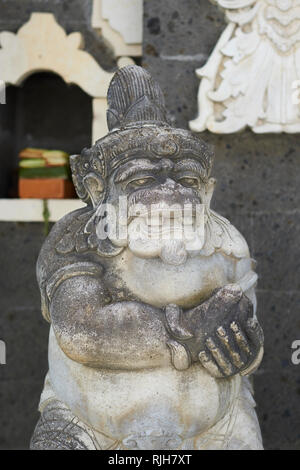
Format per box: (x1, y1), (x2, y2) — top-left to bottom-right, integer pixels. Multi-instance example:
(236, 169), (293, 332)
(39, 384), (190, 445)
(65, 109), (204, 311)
(116, 252), (234, 308)
(48, 328), (240, 445)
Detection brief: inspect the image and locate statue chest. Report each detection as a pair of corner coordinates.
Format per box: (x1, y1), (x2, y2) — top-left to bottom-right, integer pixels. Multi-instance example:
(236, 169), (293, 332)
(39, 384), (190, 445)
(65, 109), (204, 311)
(109, 251), (236, 308)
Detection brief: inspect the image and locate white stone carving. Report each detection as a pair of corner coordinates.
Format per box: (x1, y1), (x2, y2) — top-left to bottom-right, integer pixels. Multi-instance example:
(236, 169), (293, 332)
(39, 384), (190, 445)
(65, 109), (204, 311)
(92, 0), (142, 57)
(0, 13), (133, 142)
(189, 0), (300, 133)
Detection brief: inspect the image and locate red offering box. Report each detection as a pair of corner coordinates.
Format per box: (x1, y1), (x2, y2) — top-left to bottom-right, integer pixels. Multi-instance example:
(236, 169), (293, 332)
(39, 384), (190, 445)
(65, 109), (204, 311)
(19, 178), (76, 199)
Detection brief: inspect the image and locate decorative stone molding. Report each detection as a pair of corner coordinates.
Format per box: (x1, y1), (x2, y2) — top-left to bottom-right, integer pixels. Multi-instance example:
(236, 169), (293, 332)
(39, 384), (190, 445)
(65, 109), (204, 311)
(0, 12), (133, 142)
(189, 0), (300, 134)
(0, 199), (85, 222)
(92, 0), (142, 57)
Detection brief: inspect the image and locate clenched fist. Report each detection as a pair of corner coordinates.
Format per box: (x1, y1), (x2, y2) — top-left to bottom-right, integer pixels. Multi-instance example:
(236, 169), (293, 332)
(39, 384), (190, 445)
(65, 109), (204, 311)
(165, 284), (264, 378)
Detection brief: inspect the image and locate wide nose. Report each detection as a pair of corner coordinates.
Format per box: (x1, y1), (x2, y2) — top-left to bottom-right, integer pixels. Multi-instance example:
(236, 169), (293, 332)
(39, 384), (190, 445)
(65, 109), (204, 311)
(162, 177), (177, 188)
(158, 178), (197, 200)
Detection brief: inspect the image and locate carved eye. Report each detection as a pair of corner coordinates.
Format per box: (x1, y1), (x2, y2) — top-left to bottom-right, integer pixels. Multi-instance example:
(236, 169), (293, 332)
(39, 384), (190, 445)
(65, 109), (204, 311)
(128, 177), (156, 188)
(178, 177), (199, 189)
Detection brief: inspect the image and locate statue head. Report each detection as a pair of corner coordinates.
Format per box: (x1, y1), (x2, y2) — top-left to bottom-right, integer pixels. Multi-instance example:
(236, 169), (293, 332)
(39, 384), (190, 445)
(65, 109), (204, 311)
(70, 65), (216, 265)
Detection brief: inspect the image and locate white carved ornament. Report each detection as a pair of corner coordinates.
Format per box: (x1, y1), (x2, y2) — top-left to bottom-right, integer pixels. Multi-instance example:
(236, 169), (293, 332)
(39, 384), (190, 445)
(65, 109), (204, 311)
(92, 0), (143, 57)
(189, 0), (300, 133)
(0, 13), (133, 142)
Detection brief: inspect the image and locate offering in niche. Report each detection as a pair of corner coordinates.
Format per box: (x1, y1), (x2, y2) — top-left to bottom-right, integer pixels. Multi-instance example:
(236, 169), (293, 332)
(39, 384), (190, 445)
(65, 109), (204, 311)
(18, 148), (76, 199)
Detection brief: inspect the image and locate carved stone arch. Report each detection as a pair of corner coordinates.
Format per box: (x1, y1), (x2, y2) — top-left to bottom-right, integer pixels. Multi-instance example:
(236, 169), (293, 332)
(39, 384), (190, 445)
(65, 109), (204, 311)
(0, 12), (133, 142)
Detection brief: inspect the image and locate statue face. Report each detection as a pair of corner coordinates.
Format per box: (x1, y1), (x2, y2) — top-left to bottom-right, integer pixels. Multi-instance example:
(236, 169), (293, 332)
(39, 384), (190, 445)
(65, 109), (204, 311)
(94, 155), (215, 265)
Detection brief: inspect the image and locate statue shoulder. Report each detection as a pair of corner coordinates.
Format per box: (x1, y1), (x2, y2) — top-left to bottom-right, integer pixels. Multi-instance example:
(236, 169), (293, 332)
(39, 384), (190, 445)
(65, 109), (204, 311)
(36, 206), (106, 322)
(201, 209), (250, 260)
(36, 206), (94, 283)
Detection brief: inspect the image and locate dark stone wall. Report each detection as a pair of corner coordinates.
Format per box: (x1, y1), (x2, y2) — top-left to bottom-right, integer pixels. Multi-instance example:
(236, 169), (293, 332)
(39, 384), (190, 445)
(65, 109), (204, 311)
(143, 0), (300, 450)
(0, 222), (50, 449)
(0, 0), (299, 450)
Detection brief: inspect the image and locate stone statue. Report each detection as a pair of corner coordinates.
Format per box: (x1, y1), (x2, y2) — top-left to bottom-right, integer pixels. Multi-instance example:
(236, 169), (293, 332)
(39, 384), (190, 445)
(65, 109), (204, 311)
(31, 65), (264, 450)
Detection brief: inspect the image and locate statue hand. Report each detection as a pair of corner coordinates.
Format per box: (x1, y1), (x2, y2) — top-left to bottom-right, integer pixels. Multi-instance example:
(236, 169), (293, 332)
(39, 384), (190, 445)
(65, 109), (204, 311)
(165, 285), (263, 378)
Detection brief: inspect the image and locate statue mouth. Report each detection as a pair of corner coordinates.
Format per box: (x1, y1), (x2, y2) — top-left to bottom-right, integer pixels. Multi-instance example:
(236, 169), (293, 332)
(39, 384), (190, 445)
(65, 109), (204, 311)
(125, 209), (205, 266)
(127, 204), (199, 231)
(139, 216), (197, 240)
(94, 199), (205, 263)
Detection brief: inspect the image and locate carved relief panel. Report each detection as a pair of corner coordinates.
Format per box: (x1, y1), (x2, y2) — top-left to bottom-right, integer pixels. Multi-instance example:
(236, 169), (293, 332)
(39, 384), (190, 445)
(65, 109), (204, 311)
(189, 0), (300, 133)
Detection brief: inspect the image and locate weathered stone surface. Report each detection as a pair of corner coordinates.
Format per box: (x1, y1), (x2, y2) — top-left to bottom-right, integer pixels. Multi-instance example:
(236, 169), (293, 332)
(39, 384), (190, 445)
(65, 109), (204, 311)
(29, 65), (263, 450)
(144, 0), (225, 57)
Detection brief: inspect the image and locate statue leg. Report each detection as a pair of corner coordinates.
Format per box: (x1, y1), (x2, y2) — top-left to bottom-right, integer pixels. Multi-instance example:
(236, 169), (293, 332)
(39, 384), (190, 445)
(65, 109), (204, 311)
(30, 399), (99, 450)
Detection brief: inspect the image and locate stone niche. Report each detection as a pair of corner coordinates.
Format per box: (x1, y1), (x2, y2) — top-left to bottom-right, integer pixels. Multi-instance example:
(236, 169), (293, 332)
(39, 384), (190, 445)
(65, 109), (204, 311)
(2, 72), (93, 198)
(0, 11), (135, 199)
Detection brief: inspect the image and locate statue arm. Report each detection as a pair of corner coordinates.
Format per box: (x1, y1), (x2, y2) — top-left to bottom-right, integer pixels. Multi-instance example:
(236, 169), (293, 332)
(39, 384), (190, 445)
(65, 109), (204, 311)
(233, 256), (264, 375)
(235, 257), (258, 315)
(45, 263), (172, 370)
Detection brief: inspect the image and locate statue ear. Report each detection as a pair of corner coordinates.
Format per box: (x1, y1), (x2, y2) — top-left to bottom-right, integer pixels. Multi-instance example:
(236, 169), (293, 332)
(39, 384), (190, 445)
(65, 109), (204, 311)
(83, 173), (105, 208)
(203, 177), (216, 207)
